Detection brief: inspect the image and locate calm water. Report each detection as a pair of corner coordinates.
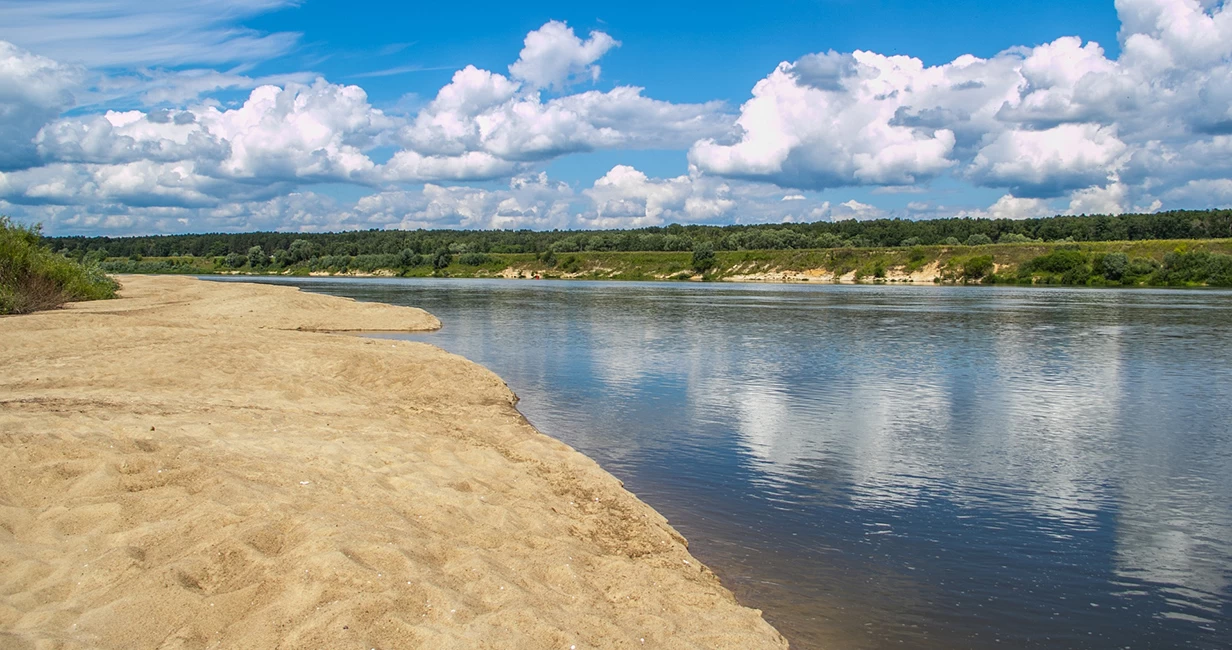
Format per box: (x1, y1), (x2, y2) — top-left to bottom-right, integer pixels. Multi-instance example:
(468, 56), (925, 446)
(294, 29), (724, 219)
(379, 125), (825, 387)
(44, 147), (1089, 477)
(211, 277), (1232, 649)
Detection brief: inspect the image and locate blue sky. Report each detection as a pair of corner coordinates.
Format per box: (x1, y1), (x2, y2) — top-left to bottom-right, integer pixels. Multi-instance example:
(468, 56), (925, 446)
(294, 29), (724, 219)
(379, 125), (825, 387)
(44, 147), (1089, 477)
(0, 0), (1229, 235)
(245, 0), (1122, 107)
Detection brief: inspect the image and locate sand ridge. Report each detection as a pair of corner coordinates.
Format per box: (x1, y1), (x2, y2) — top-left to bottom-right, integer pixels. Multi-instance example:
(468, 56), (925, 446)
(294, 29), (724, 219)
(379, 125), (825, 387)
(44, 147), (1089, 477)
(0, 275), (788, 649)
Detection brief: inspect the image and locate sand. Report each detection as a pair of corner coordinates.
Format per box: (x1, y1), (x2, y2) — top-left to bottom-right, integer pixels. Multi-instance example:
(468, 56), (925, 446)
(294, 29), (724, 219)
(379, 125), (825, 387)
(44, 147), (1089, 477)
(0, 275), (788, 649)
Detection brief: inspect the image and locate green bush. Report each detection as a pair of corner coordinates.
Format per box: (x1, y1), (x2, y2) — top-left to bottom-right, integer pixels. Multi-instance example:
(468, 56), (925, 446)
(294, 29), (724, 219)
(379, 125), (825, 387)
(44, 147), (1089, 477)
(1095, 251), (1128, 280)
(965, 233), (993, 246)
(1153, 250), (1232, 286)
(691, 241), (716, 273)
(962, 255), (994, 281)
(457, 252), (491, 266)
(0, 216), (118, 314)
(558, 255), (581, 273)
(1022, 248), (1088, 274)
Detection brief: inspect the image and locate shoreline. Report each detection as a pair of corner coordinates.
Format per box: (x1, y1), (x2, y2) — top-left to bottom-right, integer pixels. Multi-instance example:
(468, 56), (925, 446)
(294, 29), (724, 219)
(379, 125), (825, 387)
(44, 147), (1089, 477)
(0, 275), (788, 649)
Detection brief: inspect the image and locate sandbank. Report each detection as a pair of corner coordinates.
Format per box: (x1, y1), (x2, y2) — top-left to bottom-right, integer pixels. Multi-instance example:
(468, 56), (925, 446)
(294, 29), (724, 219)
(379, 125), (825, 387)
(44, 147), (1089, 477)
(0, 275), (788, 649)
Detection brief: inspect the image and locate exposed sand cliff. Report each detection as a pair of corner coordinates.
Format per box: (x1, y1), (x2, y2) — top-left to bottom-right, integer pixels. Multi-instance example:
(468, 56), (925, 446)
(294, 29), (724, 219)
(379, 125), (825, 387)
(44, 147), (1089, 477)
(0, 275), (788, 649)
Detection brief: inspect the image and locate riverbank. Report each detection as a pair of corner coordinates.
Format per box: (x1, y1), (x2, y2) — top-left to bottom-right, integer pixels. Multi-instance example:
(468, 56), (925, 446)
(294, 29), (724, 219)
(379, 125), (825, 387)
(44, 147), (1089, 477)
(98, 238), (1232, 287)
(0, 275), (787, 649)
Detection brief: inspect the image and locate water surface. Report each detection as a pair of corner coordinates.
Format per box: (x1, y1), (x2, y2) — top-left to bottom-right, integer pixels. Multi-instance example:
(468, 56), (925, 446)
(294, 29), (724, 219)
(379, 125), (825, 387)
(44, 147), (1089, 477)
(211, 277), (1232, 649)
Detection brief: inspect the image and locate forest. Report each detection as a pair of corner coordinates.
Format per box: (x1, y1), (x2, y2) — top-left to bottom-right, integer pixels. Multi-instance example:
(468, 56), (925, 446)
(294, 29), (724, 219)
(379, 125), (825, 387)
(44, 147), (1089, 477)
(44, 209), (1232, 260)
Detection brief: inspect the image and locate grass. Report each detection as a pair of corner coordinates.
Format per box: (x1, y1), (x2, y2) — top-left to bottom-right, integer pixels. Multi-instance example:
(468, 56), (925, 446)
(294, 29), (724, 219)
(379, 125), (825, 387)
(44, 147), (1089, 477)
(1, 217), (118, 315)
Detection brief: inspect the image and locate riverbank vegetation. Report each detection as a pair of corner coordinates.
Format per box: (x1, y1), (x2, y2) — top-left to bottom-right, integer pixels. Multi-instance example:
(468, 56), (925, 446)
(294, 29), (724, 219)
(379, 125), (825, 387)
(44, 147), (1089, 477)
(0, 217), (117, 315)
(38, 210), (1232, 287)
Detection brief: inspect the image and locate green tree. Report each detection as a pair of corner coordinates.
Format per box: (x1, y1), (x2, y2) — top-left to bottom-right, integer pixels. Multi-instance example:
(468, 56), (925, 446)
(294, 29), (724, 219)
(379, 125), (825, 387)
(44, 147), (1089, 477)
(691, 241), (717, 273)
(432, 249), (452, 269)
(1099, 252), (1129, 280)
(965, 233), (993, 246)
(246, 245), (266, 268)
(288, 239), (314, 263)
(397, 248), (421, 268)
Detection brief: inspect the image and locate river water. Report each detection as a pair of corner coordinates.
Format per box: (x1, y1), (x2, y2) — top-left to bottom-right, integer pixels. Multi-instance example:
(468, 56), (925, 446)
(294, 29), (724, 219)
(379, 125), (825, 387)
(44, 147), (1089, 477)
(210, 277), (1232, 649)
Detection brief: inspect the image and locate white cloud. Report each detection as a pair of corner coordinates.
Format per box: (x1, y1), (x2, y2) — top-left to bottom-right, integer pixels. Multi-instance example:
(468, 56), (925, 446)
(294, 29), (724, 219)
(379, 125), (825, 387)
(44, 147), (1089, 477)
(508, 21), (619, 90)
(32, 78), (394, 187)
(968, 124), (1127, 197)
(985, 194), (1054, 220)
(692, 0), (1232, 212)
(577, 165), (880, 228)
(830, 199), (886, 221)
(198, 79), (393, 183)
(689, 50), (964, 190)
(582, 165), (703, 228)
(0, 41), (82, 170)
(393, 64), (730, 180)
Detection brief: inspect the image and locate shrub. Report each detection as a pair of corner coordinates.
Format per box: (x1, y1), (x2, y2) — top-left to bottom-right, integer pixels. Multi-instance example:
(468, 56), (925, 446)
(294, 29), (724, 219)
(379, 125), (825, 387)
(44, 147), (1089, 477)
(691, 241), (717, 273)
(398, 249), (424, 268)
(558, 255), (581, 273)
(457, 252), (491, 266)
(965, 233), (993, 246)
(1096, 251), (1129, 280)
(962, 255), (994, 281)
(1154, 250), (1232, 286)
(943, 237), (961, 246)
(1128, 257), (1159, 278)
(998, 232), (1036, 244)
(1022, 249), (1088, 274)
(0, 216), (118, 314)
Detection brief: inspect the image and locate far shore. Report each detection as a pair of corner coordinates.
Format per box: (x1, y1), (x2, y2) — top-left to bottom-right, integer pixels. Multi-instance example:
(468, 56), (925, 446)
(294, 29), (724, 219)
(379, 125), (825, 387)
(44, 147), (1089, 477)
(93, 236), (1232, 287)
(0, 275), (788, 649)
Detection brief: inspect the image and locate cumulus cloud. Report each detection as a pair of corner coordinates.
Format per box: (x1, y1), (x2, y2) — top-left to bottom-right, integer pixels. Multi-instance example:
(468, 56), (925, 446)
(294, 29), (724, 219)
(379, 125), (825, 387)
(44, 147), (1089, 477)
(391, 64), (730, 181)
(0, 41), (81, 170)
(582, 165), (706, 228)
(577, 165), (879, 228)
(692, 0), (1232, 213)
(508, 21), (619, 90)
(968, 123), (1127, 197)
(29, 78), (396, 192)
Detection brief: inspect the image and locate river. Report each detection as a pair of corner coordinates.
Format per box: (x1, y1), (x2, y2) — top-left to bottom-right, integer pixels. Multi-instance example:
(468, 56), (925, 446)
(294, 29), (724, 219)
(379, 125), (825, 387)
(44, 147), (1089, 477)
(209, 277), (1232, 649)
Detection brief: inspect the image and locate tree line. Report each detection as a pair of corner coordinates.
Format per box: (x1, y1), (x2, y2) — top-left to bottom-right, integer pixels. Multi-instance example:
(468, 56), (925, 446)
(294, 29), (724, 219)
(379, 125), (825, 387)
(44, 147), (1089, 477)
(45, 209), (1232, 261)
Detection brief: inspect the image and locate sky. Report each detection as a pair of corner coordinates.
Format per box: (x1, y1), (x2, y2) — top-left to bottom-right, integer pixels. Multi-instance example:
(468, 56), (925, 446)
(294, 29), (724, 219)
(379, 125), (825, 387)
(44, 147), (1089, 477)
(0, 0), (1230, 235)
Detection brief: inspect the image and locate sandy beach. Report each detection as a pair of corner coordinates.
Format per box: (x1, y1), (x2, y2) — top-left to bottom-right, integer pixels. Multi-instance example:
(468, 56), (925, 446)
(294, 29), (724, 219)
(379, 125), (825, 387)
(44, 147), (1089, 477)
(0, 275), (788, 649)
